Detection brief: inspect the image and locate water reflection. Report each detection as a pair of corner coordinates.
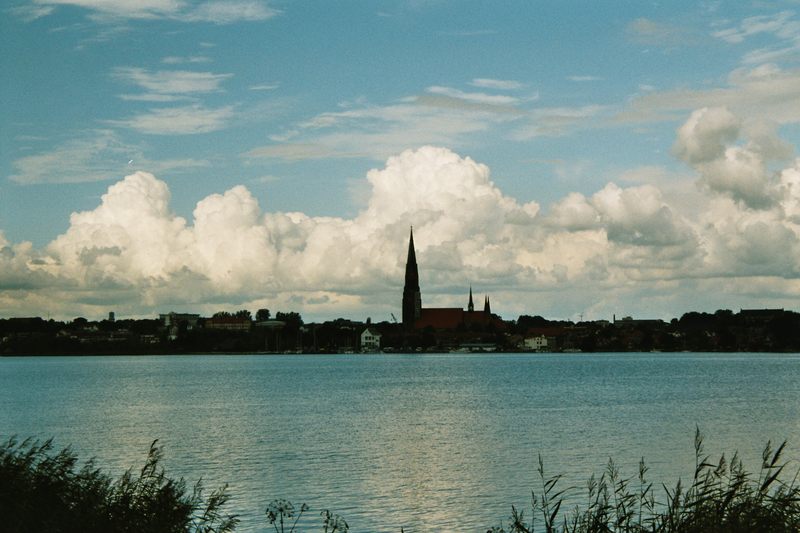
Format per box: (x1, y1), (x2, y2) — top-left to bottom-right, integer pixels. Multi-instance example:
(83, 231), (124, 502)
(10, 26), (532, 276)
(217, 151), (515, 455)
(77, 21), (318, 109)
(1, 353), (798, 532)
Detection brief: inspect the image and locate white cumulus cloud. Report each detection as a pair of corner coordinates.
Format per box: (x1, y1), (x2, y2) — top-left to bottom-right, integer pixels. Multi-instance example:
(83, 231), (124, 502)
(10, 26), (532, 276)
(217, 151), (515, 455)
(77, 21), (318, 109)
(5, 134), (800, 320)
(673, 107), (740, 164)
(673, 107), (791, 208)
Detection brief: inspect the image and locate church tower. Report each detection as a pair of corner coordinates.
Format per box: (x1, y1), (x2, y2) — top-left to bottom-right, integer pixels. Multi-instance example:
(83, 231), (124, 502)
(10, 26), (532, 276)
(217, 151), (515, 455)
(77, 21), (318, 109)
(402, 228), (422, 329)
(468, 286), (474, 312)
(484, 295), (491, 314)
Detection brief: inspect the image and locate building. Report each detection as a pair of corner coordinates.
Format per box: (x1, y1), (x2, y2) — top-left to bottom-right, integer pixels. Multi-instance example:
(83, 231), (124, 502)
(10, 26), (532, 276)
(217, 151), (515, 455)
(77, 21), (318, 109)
(401, 228), (501, 330)
(159, 312), (200, 329)
(204, 315), (252, 332)
(402, 229), (422, 329)
(160, 312), (201, 341)
(523, 335), (548, 351)
(360, 327), (382, 352)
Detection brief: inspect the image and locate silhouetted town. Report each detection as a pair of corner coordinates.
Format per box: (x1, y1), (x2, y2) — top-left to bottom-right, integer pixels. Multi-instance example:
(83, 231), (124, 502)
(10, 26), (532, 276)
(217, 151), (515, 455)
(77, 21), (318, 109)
(3, 230), (799, 354)
(3, 306), (800, 355)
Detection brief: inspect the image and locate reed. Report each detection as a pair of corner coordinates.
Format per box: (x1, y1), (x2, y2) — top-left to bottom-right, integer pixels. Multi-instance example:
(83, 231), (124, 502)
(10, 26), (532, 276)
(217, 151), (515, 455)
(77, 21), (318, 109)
(0, 436), (238, 533)
(2, 430), (798, 532)
(263, 500), (349, 533)
(490, 427), (800, 533)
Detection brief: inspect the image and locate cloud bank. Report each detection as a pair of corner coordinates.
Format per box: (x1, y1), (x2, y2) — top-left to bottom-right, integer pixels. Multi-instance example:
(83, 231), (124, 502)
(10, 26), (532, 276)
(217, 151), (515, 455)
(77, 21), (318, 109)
(3, 109), (800, 320)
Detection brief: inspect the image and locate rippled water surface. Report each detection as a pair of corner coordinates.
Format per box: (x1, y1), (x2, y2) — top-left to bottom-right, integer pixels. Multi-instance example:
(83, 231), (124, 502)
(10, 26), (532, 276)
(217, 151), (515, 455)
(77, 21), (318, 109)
(2, 353), (799, 531)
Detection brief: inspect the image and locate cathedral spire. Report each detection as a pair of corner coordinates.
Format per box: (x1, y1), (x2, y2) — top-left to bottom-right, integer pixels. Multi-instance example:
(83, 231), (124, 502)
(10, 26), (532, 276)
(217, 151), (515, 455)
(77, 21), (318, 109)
(402, 227), (421, 329)
(468, 286), (474, 312)
(484, 295), (491, 314)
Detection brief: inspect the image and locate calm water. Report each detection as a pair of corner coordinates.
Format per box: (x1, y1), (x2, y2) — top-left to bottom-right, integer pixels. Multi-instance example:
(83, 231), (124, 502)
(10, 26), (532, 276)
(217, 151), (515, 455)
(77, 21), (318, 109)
(1, 353), (799, 531)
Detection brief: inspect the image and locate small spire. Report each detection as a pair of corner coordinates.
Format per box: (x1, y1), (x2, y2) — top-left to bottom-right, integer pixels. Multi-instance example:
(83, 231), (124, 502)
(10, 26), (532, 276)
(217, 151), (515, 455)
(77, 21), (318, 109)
(468, 286), (474, 312)
(484, 295), (491, 314)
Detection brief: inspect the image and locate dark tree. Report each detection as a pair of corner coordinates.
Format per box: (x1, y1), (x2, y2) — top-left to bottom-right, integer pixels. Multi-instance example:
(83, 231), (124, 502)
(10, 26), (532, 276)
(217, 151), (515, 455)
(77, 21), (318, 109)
(514, 315), (550, 333)
(275, 311), (303, 329)
(234, 309), (252, 320)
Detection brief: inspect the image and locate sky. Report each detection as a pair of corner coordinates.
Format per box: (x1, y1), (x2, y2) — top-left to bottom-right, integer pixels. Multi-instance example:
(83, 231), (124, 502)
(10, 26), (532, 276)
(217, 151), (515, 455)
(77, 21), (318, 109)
(2, 0), (800, 322)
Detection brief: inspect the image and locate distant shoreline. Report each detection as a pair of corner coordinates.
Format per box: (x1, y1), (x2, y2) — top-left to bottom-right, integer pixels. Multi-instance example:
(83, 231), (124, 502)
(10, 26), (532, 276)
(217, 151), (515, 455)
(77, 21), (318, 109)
(4, 350), (799, 358)
(4, 308), (800, 354)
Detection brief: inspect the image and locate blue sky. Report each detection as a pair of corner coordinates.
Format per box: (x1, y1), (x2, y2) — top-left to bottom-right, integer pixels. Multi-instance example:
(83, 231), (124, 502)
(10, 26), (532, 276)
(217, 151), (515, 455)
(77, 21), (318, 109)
(3, 1), (800, 321)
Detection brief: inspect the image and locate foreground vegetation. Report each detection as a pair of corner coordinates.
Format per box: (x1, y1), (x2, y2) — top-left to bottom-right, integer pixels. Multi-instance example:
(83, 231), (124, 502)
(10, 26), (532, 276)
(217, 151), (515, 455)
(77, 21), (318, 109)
(1, 431), (798, 532)
(0, 437), (238, 533)
(490, 429), (800, 533)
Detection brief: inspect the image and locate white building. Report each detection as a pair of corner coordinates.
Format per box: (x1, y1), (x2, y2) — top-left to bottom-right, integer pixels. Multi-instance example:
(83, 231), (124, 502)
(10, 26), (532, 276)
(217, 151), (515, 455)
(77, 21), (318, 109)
(523, 335), (548, 351)
(360, 327), (382, 352)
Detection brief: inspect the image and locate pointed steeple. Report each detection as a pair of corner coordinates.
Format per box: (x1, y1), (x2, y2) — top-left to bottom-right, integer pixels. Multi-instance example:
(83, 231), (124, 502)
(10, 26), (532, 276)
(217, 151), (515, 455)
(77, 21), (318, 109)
(405, 227), (417, 280)
(484, 295), (491, 314)
(402, 227), (422, 329)
(468, 286), (474, 312)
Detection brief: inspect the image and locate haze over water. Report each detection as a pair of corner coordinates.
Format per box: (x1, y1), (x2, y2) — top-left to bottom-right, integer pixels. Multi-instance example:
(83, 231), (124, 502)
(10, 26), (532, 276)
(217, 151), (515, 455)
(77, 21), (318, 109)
(2, 353), (799, 531)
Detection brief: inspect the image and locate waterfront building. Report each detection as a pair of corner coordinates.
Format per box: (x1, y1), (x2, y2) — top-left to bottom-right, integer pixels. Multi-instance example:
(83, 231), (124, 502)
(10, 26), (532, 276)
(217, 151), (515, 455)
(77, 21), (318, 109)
(523, 335), (548, 351)
(360, 327), (382, 351)
(204, 315), (252, 332)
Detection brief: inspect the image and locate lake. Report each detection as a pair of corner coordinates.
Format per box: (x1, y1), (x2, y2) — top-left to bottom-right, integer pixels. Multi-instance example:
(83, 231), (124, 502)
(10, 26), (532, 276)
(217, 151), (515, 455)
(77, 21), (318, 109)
(1, 353), (799, 531)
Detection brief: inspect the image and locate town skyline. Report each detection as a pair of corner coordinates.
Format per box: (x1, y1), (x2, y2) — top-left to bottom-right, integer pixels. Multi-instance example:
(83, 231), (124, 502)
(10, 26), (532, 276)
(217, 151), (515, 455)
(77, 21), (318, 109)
(3, 306), (799, 355)
(3, 2), (800, 322)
